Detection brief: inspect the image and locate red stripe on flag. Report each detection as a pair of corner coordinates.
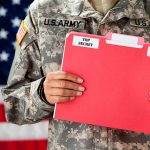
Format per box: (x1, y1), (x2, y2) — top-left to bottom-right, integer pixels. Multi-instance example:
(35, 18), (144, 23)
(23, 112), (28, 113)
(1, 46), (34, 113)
(0, 104), (6, 122)
(0, 140), (47, 150)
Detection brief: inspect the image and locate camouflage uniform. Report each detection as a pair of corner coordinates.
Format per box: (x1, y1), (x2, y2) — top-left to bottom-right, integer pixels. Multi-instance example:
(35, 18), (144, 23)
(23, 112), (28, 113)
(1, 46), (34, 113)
(2, 0), (150, 149)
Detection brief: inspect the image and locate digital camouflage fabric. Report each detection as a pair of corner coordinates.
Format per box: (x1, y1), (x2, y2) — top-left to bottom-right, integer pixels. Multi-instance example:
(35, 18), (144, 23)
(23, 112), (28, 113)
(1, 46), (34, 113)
(2, 0), (150, 149)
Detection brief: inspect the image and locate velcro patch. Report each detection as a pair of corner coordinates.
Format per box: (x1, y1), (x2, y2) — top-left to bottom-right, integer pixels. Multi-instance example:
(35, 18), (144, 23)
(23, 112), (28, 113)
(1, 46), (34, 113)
(16, 21), (28, 45)
(130, 19), (150, 28)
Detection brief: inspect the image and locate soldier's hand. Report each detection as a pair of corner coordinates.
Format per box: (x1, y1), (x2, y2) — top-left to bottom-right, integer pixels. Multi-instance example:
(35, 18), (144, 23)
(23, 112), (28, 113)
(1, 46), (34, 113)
(43, 71), (85, 104)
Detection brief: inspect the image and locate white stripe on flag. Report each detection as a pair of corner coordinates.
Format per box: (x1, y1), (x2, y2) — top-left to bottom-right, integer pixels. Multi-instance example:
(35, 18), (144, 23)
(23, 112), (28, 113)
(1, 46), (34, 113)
(0, 121), (48, 140)
(0, 86), (5, 104)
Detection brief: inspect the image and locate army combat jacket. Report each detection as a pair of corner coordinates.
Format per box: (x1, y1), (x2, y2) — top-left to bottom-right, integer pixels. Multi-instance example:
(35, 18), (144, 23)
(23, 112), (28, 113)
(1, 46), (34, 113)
(2, 0), (150, 149)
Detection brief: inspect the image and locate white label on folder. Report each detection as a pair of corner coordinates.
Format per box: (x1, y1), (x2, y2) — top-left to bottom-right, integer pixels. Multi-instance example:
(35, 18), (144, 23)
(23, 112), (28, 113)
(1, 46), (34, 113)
(72, 36), (99, 49)
(147, 47), (150, 57)
(106, 33), (143, 48)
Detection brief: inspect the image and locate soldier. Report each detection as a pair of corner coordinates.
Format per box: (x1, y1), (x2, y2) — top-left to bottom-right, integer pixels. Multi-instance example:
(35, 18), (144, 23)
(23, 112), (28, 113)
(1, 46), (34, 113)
(2, 0), (150, 149)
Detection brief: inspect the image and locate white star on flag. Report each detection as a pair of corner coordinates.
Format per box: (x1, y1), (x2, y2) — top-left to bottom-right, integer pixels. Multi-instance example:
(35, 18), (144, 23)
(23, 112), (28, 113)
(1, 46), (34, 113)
(0, 29), (8, 39)
(0, 51), (10, 62)
(0, 7), (7, 17)
(12, 0), (20, 5)
(11, 17), (21, 27)
(24, 7), (29, 15)
(12, 41), (18, 49)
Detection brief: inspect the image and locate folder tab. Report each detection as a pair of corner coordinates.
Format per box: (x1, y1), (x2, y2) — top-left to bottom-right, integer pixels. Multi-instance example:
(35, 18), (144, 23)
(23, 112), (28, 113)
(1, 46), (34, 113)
(147, 47), (150, 57)
(106, 33), (143, 48)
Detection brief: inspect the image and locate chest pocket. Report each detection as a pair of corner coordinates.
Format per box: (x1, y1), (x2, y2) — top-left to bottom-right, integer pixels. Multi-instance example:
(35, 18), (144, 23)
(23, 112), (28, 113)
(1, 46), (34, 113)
(122, 18), (150, 43)
(38, 14), (86, 74)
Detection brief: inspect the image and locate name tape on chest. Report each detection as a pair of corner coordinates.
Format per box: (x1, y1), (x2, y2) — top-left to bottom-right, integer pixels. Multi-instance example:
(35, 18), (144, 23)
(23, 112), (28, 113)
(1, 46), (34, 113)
(16, 21), (28, 45)
(72, 36), (99, 49)
(130, 19), (150, 28)
(44, 18), (84, 29)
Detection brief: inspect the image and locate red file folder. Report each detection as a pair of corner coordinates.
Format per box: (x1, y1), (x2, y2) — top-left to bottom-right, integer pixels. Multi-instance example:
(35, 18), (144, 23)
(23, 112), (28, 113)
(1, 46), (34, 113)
(54, 32), (150, 134)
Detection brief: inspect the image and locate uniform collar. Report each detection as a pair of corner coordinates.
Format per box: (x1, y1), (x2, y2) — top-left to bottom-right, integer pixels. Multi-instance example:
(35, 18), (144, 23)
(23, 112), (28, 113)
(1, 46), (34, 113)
(79, 0), (148, 23)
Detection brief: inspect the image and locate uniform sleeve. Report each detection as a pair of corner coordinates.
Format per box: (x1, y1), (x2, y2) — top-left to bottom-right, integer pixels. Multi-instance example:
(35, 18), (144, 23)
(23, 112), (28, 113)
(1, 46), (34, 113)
(1, 1), (54, 125)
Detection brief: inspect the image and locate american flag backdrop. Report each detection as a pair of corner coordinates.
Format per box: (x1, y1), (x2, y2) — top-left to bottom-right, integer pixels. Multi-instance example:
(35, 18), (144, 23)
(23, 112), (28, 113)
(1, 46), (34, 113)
(0, 0), (48, 150)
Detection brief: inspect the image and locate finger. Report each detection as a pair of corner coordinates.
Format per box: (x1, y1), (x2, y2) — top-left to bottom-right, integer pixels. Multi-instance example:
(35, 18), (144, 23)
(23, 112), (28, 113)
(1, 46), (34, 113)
(47, 96), (75, 104)
(46, 71), (84, 83)
(45, 88), (83, 97)
(44, 80), (85, 92)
